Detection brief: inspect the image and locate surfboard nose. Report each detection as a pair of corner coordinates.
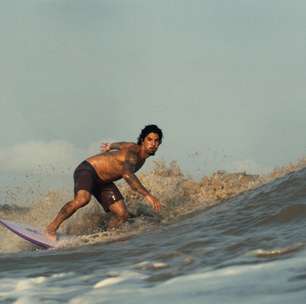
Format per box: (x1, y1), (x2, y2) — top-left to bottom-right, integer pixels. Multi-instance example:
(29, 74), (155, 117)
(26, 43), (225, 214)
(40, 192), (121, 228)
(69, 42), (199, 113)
(0, 219), (56, 249)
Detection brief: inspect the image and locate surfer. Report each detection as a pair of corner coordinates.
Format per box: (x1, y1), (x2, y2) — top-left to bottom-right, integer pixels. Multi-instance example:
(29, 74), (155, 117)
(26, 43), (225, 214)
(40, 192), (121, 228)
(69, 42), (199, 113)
(45, 124), (163, 241)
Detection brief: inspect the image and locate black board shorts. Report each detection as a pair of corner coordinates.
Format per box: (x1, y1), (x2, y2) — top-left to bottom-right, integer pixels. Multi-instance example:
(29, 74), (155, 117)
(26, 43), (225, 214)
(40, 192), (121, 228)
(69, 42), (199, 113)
(73, 161), (123, 212)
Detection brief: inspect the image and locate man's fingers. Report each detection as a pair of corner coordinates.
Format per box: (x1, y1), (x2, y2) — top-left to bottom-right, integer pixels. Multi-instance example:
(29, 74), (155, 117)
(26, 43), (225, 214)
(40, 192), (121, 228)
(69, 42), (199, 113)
(147, 196), (162, 212)
(150, 201), (158, 212)
(154, 201), (161, 212)
(100, 143), (110, 152)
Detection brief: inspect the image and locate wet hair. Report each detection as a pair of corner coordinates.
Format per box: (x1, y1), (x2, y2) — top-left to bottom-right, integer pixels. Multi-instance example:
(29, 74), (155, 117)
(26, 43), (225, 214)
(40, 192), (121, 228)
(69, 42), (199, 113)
(137, 124), (163, 145)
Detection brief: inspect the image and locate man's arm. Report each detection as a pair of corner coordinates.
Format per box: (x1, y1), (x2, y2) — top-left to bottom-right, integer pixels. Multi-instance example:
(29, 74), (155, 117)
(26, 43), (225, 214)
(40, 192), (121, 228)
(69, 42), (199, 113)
(122, 151), (161, 212)
(122, 171), (150, 197)
(100, 142), (134, 152)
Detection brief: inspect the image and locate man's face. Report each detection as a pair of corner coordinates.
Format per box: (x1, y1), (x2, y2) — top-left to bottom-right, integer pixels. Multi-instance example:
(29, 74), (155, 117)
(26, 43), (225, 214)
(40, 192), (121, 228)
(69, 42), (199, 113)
(142, 132), (160, 156)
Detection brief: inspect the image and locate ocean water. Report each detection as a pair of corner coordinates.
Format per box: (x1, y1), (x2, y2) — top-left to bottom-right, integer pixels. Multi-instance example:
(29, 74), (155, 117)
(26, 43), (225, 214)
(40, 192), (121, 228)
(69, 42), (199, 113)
(1, 160), (306, 303)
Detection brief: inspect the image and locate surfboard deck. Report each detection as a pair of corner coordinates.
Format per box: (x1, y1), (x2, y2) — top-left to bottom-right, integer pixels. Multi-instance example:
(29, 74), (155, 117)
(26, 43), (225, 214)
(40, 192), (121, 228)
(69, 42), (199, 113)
(0, 219), (56, 249)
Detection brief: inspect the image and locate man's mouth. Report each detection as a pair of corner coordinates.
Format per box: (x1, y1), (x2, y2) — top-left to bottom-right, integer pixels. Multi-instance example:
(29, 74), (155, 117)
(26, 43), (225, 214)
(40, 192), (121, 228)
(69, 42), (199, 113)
(149, 150), (156, 156)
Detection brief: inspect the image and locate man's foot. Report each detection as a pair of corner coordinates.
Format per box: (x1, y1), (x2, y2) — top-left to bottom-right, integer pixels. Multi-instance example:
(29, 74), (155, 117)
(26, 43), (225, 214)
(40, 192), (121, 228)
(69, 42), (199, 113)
(44, 227), (57, 242)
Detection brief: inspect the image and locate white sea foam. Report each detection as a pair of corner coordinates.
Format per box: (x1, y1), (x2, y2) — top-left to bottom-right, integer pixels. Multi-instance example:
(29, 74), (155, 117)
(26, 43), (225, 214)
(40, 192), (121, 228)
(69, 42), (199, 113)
(134, 260), (169, 270)
(66, 253), (306, 304)
(0, 272), (78, 303)
(14, 296), (42, 304)
(69, 270), (147, 303)
(94, 276), (125, 288)
(15, 276), (47, 291)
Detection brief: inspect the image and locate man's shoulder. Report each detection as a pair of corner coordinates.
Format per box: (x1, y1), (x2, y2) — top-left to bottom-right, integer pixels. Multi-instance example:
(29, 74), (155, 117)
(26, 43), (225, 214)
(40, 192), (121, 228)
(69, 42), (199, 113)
(121, 144), (139, 161)
(122, 143), (139, 152)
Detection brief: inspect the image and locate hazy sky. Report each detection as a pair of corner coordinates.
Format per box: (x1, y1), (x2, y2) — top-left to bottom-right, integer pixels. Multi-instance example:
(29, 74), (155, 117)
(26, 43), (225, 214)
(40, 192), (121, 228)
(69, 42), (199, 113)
(1, 0), (306, 177)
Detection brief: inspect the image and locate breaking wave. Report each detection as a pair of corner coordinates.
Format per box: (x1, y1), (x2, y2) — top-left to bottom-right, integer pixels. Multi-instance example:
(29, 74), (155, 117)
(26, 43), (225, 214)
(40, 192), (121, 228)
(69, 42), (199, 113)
(1, 157), (306, 253)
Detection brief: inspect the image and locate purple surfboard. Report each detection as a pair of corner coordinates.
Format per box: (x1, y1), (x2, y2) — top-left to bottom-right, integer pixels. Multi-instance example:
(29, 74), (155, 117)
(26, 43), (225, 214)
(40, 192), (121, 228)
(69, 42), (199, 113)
(0, 219), (56, 249)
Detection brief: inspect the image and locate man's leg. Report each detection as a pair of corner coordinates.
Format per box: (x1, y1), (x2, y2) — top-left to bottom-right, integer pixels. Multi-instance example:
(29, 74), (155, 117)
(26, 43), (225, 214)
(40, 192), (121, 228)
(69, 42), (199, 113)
(107, 200), (129, 230)
(45, 190), (91, 240)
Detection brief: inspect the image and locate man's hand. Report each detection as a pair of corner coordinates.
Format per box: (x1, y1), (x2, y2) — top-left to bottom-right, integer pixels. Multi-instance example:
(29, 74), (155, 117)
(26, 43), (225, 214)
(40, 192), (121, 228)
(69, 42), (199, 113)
(144, 194), (161, 212)
(100, 143), (111, 153)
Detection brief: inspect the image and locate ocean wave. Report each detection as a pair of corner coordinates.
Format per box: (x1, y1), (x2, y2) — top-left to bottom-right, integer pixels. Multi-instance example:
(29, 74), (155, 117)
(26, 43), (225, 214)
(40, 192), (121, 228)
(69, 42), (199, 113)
(1, 157), (306, 253)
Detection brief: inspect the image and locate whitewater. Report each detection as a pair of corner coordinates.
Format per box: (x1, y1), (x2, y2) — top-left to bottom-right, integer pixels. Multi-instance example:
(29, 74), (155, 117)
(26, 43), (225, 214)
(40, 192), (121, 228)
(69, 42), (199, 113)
(1, 159), (306, 303)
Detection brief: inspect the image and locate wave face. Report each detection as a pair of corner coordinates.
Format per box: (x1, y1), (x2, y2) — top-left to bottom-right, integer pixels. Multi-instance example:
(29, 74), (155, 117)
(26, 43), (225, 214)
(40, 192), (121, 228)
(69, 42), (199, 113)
(1, 160), (306, 303)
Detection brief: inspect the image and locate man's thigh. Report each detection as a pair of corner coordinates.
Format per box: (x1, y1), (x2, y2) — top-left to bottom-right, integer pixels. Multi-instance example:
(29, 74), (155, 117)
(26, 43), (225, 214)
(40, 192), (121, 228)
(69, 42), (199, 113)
(94, 182), (124, 212)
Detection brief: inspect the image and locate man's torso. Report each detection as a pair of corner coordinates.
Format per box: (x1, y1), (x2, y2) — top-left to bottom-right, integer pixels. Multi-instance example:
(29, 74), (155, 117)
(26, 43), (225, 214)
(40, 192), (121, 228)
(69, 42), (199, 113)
(86, 144), (144, 183)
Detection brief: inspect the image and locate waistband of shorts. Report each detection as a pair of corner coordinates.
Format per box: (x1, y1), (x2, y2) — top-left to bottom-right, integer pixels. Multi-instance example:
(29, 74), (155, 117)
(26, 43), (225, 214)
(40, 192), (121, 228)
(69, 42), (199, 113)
(76, 160), (105, 183)
(76, 160), (93, 170)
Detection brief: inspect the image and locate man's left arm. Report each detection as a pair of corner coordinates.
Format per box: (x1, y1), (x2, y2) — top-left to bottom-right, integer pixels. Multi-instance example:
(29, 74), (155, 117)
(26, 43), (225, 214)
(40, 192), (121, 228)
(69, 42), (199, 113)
(122, 151), (161, 212)
(100, 142), (133, 152)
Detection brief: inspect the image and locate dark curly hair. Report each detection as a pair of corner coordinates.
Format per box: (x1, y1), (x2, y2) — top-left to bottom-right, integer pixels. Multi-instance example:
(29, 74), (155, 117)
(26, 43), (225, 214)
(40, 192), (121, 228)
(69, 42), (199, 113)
(137, 124), (163, 145)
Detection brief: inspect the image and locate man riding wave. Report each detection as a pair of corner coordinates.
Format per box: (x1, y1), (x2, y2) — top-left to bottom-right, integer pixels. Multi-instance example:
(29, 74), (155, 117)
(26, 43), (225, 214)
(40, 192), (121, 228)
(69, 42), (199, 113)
(45, 124), (163, 240)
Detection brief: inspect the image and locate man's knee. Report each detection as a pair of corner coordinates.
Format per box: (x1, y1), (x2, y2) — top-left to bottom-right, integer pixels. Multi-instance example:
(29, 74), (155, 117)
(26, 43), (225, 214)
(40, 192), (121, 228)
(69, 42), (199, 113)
(113, 208), (128, 221)
(118, 209), (128, 221)
(74, 191), (91, 208)
(110, 202), (128, 221)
